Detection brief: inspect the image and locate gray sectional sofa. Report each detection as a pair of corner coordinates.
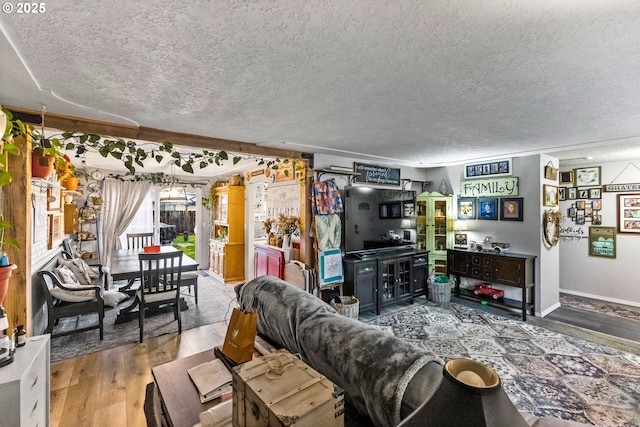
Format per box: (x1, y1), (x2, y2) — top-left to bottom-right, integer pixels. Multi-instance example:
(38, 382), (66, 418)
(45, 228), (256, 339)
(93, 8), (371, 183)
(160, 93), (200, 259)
(235, 276), (586, 427)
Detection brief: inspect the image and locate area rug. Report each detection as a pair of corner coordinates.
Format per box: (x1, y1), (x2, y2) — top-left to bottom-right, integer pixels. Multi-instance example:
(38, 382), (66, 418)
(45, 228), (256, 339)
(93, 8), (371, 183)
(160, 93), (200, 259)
(560, 293), (640, 322)
(368, 301), (640, 426)
(49, 271), (236, 362)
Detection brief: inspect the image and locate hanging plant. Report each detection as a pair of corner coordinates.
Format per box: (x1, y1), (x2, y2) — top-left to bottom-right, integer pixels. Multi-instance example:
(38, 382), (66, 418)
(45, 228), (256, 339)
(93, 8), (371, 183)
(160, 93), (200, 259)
(30, 130), (282, 176)
(0, 108), (22, 186)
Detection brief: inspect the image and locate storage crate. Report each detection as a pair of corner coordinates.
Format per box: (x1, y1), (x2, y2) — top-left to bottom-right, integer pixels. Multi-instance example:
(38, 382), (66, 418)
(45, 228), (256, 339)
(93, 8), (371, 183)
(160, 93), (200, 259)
(330, 296), (359, 319)
(232, 350), (344, 427)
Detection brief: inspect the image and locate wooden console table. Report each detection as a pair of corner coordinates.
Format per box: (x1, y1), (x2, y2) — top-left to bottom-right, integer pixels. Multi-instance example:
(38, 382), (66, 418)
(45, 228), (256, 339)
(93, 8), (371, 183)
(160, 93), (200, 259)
(447, 249), (536, 320)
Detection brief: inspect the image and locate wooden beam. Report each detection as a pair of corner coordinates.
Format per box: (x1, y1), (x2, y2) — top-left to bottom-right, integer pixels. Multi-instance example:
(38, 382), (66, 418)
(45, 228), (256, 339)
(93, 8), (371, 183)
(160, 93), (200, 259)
(5, 106), (307, 160)
(5, 133), (32, 334)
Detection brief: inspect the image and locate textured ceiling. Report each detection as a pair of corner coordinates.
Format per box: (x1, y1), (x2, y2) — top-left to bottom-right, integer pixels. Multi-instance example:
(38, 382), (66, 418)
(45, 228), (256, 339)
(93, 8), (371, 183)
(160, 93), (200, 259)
(2, 0), (640, 173)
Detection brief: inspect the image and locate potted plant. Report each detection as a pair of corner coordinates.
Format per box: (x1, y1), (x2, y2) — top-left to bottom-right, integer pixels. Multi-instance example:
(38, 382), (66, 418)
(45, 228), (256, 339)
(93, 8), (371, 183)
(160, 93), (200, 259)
(31, 129), (68, 180)
(60, 155), (80, 190)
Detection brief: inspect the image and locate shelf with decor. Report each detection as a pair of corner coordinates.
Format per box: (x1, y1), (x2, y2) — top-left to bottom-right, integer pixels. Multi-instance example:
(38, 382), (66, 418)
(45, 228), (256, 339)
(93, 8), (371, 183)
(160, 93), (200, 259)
(210, 185), (244, 282)
(416, 191), (453, 276)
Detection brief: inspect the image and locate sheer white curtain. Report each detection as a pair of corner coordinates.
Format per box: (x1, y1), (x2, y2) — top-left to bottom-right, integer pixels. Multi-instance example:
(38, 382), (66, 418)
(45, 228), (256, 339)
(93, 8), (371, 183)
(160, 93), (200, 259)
(101, 179), (152, 270)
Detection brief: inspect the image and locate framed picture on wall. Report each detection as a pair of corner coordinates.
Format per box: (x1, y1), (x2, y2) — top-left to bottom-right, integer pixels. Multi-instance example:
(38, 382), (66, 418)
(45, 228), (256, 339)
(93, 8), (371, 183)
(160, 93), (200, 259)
(389, 202), (402, 218)
(500, 198), (523, 221)
(543, 184), (558, 207)
(560, 170), (574, 185)
(617, 194), (640, 234)
(379, 203), (389, 219)
(402, 201), (415, 218)
(457, 198), (476, 219)
(47, 188), (61, 212)
(574, 166), (601, 187)
(48, 213), (64, 250)
(477, 198), (498, 220)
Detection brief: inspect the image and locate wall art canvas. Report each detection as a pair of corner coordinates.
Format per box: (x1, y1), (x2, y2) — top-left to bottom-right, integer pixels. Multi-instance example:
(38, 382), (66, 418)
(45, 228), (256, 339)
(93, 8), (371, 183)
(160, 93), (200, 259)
(318, 248), (344, 285)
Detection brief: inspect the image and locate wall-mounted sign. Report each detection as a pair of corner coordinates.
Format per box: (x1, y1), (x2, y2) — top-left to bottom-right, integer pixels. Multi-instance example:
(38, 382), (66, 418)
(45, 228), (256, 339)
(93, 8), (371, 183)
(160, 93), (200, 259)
(266, 184), (300, 218)
(603, 183), (640, 192)
(354, 163), (401, 186)
(464, 158), (512, 179)
(245, 168), (266, 182)
(460, 177), (519, 197)
(589, 226), (616, 258)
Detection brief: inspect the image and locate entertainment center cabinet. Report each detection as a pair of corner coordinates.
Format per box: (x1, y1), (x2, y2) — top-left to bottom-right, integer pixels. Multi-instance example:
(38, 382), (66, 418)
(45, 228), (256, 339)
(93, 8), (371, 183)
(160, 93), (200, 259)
(447, 249), (536, 320)
(343, 248), (429, 314)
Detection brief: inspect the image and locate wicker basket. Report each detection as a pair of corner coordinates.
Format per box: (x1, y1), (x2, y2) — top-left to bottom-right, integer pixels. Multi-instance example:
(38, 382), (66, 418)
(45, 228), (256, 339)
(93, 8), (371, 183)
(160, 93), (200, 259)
(429, 280), (451, 304)
(330, 296), (360, 319)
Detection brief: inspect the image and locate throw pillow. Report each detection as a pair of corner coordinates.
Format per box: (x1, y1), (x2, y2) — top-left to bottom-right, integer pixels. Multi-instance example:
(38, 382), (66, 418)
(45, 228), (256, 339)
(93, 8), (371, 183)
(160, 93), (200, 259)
(50, 282), (96, 302)
(58, 258), (100, 285)
(103, 290), (129, 307)
(55, 265), (80, 285)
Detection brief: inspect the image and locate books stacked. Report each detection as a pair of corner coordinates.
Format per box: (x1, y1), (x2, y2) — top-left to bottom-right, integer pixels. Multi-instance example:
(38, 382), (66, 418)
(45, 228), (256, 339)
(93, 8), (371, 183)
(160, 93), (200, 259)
(187, 358), (233, 403)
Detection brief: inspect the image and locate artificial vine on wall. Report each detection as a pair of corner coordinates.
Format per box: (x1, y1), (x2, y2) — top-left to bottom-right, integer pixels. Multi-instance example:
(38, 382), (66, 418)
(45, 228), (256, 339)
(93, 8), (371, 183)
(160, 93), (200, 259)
(31, 130), (283, 175)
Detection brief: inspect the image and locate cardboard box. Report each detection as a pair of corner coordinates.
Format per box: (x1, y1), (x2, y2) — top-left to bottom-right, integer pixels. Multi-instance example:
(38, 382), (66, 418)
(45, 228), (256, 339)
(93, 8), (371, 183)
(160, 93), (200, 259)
(232, 350), (344, 427)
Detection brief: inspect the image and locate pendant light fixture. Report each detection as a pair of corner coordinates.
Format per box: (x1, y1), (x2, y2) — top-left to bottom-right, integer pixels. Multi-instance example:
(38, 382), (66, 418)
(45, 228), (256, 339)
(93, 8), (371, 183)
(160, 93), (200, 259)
(160, 164), (188, 203)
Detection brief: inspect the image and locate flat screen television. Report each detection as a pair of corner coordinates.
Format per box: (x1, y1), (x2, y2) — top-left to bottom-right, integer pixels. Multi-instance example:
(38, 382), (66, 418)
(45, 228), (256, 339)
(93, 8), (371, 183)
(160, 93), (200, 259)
(342, 187), (416, 253)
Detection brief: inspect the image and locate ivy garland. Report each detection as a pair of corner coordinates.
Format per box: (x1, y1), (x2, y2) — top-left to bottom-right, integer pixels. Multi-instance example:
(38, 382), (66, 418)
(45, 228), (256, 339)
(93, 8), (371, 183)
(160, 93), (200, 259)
(30, 129), (282, 175)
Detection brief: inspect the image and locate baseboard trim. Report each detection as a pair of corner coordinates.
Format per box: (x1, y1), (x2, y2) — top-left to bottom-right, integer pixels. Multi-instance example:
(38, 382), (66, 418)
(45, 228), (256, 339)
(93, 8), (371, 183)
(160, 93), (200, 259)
(560, 288), (640, 309)
(539, 301), (561, 318)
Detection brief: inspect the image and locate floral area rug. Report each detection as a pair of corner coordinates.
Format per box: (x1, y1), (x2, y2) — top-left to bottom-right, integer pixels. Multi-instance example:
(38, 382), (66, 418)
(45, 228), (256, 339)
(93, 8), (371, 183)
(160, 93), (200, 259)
(560, 293), (640, 323)
(368, 302), (640, 426)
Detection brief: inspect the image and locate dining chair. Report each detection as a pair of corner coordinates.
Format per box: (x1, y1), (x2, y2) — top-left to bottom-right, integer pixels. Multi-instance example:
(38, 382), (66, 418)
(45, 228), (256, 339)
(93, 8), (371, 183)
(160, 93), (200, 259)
(127, 232), (155, 249)
(137, 250), (183, 342)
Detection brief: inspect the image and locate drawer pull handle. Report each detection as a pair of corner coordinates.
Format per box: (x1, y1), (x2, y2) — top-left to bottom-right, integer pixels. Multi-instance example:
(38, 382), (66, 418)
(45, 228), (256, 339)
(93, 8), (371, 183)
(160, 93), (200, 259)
(31, 400), (38, 415)
(31, 375), (39, 390)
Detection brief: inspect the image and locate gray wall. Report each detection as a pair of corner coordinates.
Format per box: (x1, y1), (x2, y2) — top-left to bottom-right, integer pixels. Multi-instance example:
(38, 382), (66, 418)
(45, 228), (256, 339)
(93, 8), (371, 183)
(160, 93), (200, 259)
(558, 159), (640, 306)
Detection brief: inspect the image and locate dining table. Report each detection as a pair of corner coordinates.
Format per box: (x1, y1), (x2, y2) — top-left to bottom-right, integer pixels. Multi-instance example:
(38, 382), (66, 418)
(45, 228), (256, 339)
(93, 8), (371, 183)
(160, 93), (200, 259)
(110, 246), (200, 324)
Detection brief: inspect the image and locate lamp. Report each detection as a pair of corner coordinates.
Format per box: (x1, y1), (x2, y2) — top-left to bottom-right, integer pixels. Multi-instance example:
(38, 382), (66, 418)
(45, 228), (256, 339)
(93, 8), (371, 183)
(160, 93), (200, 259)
(454, 220), (469, 248)
(398, 359), (529, 427)
(160, 164), (188, 203)
(453, 220), (468, 232)
(159, 184), (188, 202)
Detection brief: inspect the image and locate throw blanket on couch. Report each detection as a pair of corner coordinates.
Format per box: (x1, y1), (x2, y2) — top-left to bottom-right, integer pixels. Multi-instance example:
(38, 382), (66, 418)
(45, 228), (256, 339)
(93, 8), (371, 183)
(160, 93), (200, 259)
(235, 276), (442, 427)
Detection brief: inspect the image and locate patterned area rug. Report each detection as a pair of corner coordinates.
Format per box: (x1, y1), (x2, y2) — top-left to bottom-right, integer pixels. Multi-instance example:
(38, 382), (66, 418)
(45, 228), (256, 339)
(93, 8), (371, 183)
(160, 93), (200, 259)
(49, 272), (236, 362)
(560, 293), (640, 322)
(368, 302), (640, 426)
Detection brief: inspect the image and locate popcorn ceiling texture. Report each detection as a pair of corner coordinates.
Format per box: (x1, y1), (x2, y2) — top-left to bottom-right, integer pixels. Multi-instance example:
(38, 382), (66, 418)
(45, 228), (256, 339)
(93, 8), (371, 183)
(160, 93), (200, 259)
(2, 0), (640, 166)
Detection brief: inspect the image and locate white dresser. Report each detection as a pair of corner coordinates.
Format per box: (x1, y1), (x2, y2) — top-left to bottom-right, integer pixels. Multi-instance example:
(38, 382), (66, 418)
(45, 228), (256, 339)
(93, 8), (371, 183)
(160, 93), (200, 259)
(0, 334), (50, 427)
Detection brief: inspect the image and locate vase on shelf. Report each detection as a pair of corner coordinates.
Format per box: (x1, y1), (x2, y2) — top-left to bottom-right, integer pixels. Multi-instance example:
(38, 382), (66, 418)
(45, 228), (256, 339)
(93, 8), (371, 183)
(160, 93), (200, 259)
(62, 177), (80, 191)
(282, 234), (292, 250)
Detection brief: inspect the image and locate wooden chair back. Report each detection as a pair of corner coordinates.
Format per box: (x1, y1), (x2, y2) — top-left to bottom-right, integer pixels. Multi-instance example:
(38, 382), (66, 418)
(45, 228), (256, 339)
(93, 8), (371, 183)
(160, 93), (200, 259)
(127, 232), (154, 249)
(137, 250), (183, 342)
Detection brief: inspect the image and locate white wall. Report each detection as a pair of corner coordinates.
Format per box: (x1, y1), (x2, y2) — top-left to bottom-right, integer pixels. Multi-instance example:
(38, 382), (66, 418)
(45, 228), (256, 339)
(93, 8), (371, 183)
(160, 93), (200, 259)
(559, 159), (640, 307)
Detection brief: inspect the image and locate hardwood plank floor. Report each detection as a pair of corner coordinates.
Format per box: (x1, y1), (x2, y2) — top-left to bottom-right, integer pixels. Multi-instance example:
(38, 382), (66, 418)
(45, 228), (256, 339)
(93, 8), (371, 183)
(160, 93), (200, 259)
(50, 322), (228, 427)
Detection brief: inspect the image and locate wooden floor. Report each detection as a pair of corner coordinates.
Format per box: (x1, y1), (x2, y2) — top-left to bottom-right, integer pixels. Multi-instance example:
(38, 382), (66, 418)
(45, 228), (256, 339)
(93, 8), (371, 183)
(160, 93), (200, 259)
(50, 322), (228, 427)
(545, 305), (640, 342)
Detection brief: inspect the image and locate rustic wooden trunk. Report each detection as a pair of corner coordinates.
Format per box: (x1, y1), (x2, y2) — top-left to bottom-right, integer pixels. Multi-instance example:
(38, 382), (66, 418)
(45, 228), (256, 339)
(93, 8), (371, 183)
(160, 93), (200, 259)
(232, 350), (344, 427)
